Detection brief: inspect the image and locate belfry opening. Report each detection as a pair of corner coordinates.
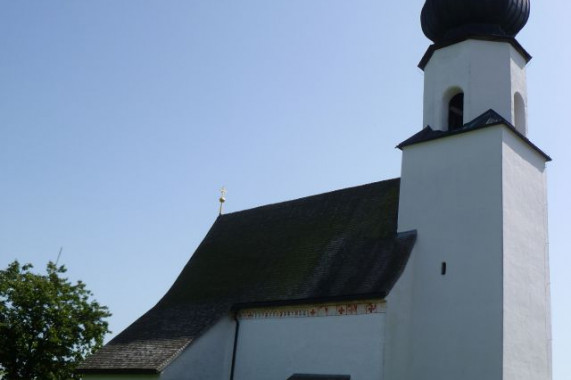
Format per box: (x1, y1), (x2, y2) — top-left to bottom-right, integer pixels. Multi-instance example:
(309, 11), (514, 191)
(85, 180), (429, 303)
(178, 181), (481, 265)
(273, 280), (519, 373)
(448, 93), (464, 130)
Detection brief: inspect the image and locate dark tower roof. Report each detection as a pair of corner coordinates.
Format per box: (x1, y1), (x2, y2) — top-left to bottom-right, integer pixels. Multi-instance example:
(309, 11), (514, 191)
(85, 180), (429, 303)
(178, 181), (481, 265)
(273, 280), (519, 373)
(421, 0), (530, 43)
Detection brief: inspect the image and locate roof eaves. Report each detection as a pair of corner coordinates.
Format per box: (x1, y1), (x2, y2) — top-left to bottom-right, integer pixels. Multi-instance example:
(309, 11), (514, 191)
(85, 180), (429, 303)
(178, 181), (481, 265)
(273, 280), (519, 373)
(76, 367), (161, 375)
(500, 123), (552, 162)
(231, 293), (389, 312)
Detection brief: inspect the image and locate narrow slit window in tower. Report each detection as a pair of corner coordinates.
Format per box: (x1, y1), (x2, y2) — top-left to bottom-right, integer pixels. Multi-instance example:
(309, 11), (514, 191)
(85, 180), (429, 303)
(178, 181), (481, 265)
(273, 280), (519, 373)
(448, 93), (464, 130)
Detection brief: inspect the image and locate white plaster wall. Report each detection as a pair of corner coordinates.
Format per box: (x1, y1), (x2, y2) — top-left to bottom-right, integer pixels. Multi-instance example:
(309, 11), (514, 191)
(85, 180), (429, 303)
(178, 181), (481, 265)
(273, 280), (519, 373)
(161, 315), (236, 380)
(501, 128), (551, 380)
(423, 40), (527, 132)
(382, 250), (415, 380)
(389, 126), (505, 380)
(233, 312), (385, 380)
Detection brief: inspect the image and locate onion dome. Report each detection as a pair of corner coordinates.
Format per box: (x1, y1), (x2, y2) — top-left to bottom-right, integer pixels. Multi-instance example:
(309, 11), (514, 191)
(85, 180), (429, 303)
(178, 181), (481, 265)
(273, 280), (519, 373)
(421, 0), (530, 43)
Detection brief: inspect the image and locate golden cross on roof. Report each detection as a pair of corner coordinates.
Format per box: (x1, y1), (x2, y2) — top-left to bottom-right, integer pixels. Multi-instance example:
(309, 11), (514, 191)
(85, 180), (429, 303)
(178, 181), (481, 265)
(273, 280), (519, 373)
(218, 186), (226, 216)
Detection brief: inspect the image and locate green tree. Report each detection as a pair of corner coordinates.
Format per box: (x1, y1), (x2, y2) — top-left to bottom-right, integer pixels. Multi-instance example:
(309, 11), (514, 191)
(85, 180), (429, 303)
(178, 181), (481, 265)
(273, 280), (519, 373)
(0, 261), (111, 379)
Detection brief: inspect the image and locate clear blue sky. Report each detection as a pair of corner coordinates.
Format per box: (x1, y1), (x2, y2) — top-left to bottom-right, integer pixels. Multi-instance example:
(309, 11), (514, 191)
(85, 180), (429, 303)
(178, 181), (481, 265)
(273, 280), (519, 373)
(1, 1), (569, 378)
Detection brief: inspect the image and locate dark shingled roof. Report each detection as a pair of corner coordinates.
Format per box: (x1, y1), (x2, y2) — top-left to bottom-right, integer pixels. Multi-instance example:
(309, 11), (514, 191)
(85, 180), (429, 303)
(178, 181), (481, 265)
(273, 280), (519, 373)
(397, 109), (551, 161)
(79, 178), (416, 374)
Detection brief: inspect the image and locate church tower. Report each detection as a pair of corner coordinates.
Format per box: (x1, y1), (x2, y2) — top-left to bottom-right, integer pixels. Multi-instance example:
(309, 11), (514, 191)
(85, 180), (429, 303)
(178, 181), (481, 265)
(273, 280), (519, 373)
(386, 1), (552, 379)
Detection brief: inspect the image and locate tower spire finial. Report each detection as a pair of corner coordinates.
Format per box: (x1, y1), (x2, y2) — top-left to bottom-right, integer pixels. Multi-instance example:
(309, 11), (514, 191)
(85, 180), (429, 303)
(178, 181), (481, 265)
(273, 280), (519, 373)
(218, 186), (226, 216)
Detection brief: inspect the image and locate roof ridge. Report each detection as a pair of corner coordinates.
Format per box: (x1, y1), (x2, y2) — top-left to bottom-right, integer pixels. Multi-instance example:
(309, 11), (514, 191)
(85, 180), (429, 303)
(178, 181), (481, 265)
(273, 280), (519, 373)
(219, 177), (401, 218)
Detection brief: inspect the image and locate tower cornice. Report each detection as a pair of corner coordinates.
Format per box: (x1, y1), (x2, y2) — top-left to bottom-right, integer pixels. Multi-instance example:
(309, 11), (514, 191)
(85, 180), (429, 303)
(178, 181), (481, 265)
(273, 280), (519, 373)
(418, 35), (531, 71)
(397, 109), (551, 162)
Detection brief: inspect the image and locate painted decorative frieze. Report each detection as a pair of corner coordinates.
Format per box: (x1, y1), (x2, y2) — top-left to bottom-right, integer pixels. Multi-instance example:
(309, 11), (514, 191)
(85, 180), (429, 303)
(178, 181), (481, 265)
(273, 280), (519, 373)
(237, 299), (386, 320)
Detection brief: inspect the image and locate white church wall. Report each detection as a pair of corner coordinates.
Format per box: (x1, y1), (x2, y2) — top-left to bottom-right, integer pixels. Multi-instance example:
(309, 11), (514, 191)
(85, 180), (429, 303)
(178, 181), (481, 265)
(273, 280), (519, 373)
(382, 245), (415, 380)
(390, 126), (505, 380)
(501, 128), (551, 380)
(160, 315), (236, 380)
(423, 40), (527, 132)
(233, 301), (385, 380)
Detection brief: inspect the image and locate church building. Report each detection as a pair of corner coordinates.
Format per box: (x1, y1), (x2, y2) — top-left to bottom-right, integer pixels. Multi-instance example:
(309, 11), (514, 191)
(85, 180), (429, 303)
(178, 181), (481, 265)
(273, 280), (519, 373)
(79, 0), (552, 379)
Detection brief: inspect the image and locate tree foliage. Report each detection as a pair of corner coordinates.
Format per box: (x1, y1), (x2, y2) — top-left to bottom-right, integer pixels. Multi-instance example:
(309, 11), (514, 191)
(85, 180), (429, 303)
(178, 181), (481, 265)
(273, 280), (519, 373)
(0, 261), (111, 379)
